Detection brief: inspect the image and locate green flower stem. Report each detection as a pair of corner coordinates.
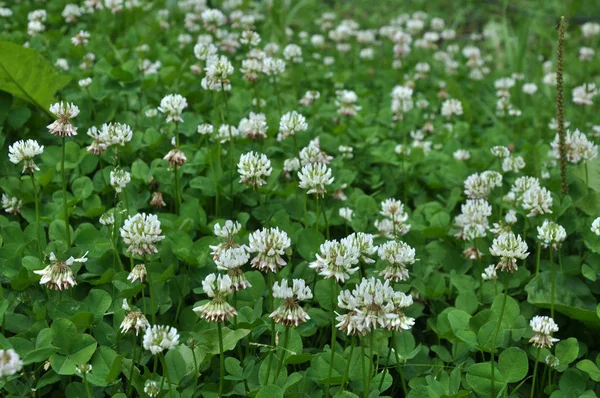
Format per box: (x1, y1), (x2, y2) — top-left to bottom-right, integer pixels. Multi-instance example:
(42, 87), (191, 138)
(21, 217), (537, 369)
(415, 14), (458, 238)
(325, 278), (338, 397)
(191, 345), (199, 395)
(208, 149), (220, 218)
(378, 332), (394, 391)
(491, 272), (509, 397)
(146, 266), (156, 324)
(535, 242), (541, 276)
(61, 136), (71, 247)
(217, 322), (225, 397)
(361, 337), (367, 398)
(174, 165), (181, 215)
(273, 78), (282, 119)
(530, 347), (541, 398)
(222, 89), (234, 210)
(320, 198), (330, 240)
(367, 331), (374, 395)
(83, 372), (92, 398)
(550, 248), (555, 318)
(274, 326), (289, 382)
(340, 336), (355, 391)
(30, 173), (42, 261)
(127, 334), (137, 397)
(161, 353), (174, 398)
(315, 197), (320, 234)
(265, 272), (276, 385)
(391, 333), (408, 396)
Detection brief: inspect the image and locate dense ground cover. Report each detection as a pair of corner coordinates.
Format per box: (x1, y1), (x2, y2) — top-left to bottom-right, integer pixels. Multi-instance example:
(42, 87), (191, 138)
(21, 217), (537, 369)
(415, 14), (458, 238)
(1, 0), (600, 397)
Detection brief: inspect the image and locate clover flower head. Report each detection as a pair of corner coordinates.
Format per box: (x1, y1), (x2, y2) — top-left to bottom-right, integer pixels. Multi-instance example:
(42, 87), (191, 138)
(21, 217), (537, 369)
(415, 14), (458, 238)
(143, 325), (180, 354)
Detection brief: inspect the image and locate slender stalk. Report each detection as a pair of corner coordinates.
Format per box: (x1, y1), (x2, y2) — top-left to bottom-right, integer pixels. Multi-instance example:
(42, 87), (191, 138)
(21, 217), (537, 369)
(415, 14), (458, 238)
(550, 248), (555, 318)
(361, 337), (368, 398)
(315, 197), (320, 233)
(321, 198), (330, 239)
(191, 345), (199, 396)
(274, 326), (289, 382)
(174, 164), (181, 215)
(217, 322), (225, 397)
(325, 279), (338, 397)
(491, 273), (509, 397)
(161, 353), (174, 398)
(83, 373), (92, 398)
(556, 16), (568, 196)
(340, 336), (355, 391)
(31, 173), (42, 261)
(391, 335), (408, 396)
(146, 266), (157, 324)
(222, 89), (234, 209)
(535, 242), (541, 276)
(265, 273), (276, 385)
(273, 78), (282, 119)
(61, 136), (71, 246)
(530, 347), (541, 398)
(378, 332), (394, 391)
(367, 331), (374, 395)
(127, 334), (137, 397)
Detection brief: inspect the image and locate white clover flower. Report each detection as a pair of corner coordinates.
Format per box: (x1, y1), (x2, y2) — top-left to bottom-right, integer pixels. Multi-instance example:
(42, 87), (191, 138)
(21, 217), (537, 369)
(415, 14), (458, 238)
(336, 277), (408, 335)
(34, 252), (87, 290)
(164, 148), (187, 167)
(78, 78), (92, 88)
(143, 325), (180, 354)
(97, 122), (133, 147)
(550, 129), (598, 164)
(48, 102), (79, 137)
(145, 108), (158, 118)
(71, 30), (90, 46)
(1, 194), (21, 215)
(592, 217), (600, 236)
(300, 138), (333, 166)
(522, 83), (538, 95)
(505, 209), (518, 224)
(510, 176), (540, 200)
(0, 8), (13, 17)
(120, 213), (165, 256)
(453, 149), (470, 161)
(99, 211), (115, 226)
(529, 316), (559, 348)
(339, 145), (354, 159)
(193, 273), (236, 322)
(247, 227), (291, 273)
(546, 355), (560, 369)
(238, 112), (268, 140)
(502, 156), (526, 173)
(490, 232), (529, 272)
(158, 94), (188, 123)
(197, 123), (214, 136)
(278, 111), (307, 141)
(202, 55), (234, 91)
(270, 279), (312, 327)
(395, 144), (411, 156)
(75, 363), (92, 375)
(490, 146), (510, 158)
(120, 299), (150, 335)
(572, 83), (597, 106)
(201, 8), (226, 31)
(237, 152), (272, 188)
(209, 220), (243, 261)
(464, 171), (502, 199)
(378, 241), (416, 281)
(339, 207), (353, 221)
(283, 157), (300, 179)
(298, 163), (334, 197)
(310, 238), (360, 282)
(522, 186), (553, 217)
(299, 90), (320, 106)
(110, 168), (131, 193)
(283, 44), (303, 63)
(193, 42), (218, 60)
(454, 198), (492, 240)
(579, 47), (595, 62)
(0, 349), (23, 377)
(144, 380), (160, 397)
(140, 59), (162, 76)
(582, 22), (600, 38)
(335, 90), (361, 117)
(127, 264), (147, 283)
(537, 221), (566, 250)
(214, 124), (240, 143)
(481, 264), (497, 281)
(214, 247), (251, 291)
(240, 30), (261, 46)
(241, 58), (263, 82)
(261, 57), (286, 76)
(441, 98), (463, 118)
(8, 140), (44, 173)
(346, 232), (378, 264)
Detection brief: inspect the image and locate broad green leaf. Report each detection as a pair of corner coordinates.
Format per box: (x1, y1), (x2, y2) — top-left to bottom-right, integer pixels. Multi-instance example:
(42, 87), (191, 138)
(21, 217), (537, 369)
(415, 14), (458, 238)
(498, 347), (528, 383)
(0, 41), (71, 111)
(576, 360), (600, 382)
